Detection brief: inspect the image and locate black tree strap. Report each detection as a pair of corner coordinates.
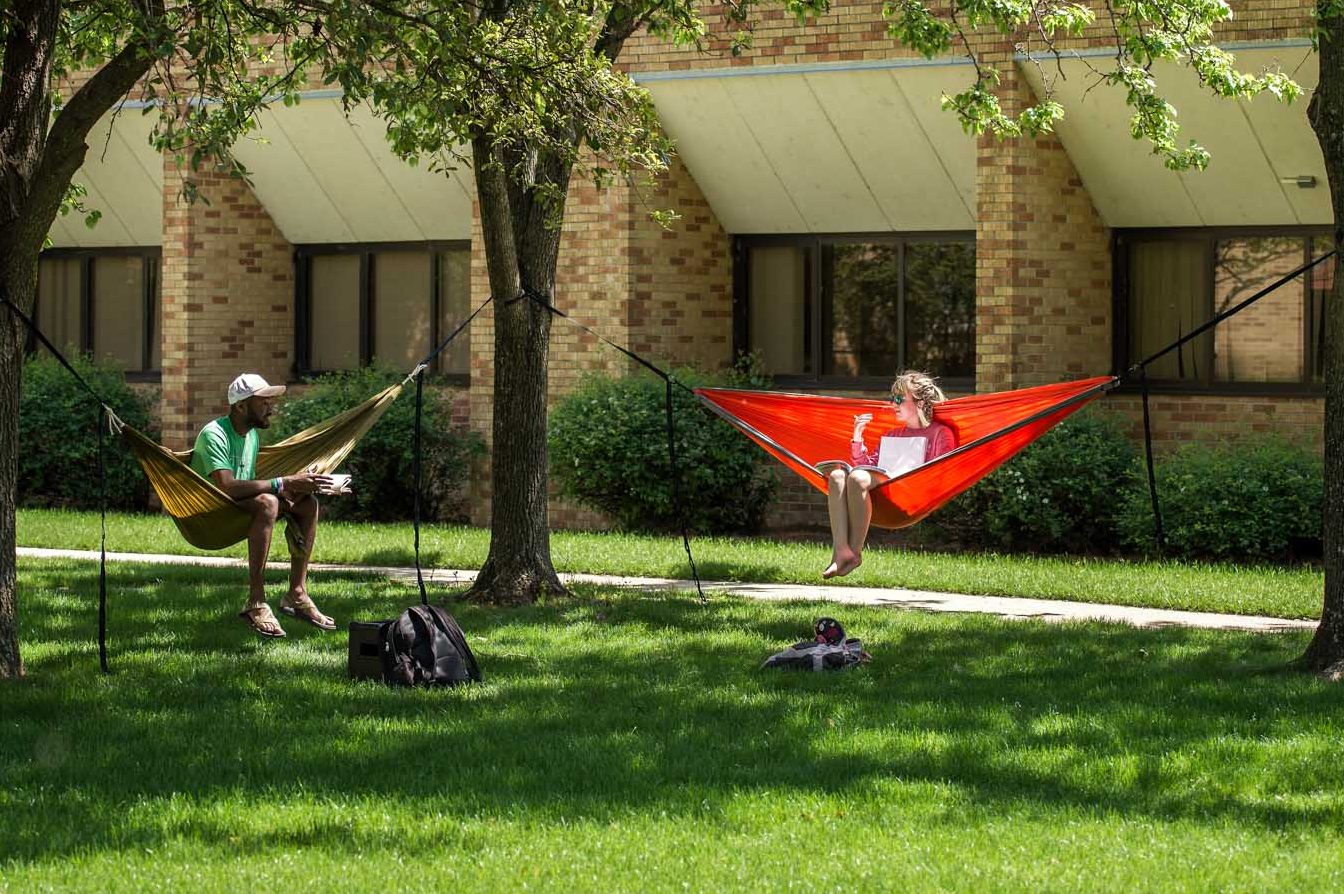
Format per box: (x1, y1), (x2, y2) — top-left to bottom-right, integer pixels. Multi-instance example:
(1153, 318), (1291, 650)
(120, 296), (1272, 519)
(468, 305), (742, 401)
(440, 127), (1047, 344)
(416, 294), (495, 371)
(1, 292), (115, 413)
(665, 377), (704, 603)
(511, 289), (705, 602)
(412, 368), (429, 607)
(3, 289), (117, 673)
(1137, 367), (1165, 554)
(97, 405), (110, 673)
(1135, 249), (1337, 371)
(401, 292), (497, 607)
(1126, 248), (1337, 557)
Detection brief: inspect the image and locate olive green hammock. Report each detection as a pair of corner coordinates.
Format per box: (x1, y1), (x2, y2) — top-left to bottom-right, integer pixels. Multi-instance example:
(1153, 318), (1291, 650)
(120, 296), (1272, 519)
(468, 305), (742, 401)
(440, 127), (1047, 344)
(111, 380), (407, 551)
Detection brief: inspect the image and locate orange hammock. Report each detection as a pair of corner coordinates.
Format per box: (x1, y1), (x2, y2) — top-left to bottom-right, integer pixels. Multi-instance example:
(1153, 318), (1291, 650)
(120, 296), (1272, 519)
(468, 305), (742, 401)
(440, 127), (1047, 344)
(695, 376), (1117, 530)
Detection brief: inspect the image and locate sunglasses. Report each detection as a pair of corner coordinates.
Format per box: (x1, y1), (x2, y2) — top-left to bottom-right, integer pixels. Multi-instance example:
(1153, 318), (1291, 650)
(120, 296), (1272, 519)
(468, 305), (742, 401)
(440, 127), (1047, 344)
(890, 393), (907, 407)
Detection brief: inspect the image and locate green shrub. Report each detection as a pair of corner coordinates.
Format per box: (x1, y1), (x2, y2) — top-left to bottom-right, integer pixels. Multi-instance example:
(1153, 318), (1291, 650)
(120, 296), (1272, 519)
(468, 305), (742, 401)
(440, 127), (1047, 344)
(548, 366), (777, 534)
(924, 409), (1140, 554)
(1117, 437), (1322, 564)
(268, 367), (482, 523)
(19, 354), (155, 510)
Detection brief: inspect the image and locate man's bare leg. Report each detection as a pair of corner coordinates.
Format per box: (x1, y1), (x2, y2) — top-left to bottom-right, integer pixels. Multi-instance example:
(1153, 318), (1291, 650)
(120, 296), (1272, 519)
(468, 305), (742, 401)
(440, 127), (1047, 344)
(279, 495), (334, 628)
(824, 469), (856, 579)
(835, 470), (873, 577)
(240, 494), (283, 636)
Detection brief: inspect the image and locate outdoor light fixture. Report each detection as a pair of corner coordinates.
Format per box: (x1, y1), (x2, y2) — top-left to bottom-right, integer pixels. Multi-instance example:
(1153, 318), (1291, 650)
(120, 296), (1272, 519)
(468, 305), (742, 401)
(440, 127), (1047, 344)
(1279, 175), (1318, 188)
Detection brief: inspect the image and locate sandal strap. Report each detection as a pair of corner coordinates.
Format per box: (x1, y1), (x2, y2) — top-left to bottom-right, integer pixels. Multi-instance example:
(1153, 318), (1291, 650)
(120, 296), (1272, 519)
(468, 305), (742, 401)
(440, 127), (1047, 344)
(243, 603), (279, 623)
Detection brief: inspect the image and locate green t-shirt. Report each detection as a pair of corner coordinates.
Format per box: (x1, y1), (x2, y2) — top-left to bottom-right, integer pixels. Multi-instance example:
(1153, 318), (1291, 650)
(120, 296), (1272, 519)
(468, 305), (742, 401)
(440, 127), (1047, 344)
(191, 417), (260, 482)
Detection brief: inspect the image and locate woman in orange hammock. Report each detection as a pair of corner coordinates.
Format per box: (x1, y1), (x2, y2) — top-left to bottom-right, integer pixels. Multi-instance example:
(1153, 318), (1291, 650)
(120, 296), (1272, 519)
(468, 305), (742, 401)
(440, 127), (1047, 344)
(823, 371), (957, 579)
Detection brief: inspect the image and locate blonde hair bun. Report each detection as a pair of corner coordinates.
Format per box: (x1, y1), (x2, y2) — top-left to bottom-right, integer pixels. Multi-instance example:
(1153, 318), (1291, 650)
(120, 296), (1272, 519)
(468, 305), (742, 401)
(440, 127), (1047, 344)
(891, 371), (946, 427)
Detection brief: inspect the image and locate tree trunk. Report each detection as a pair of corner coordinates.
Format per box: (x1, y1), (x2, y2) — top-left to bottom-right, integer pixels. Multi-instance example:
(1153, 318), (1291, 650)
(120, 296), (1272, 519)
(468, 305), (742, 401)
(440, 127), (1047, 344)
(1, 0), (159, 676)
(466, 137), (567, 604)
(0, 279), (27, 680)
(0, 0), (63, 679)
(1303, 7), (1344, 679)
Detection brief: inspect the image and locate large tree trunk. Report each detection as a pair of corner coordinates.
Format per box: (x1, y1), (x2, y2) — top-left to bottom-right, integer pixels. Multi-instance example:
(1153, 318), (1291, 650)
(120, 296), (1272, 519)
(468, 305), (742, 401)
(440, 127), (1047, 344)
(0, 0), (62, 679)
(1, 1), (159, 677)
(1303, 7), (1344, 678)
(0, 273), (30, 680)
(465, 137), (567, 604)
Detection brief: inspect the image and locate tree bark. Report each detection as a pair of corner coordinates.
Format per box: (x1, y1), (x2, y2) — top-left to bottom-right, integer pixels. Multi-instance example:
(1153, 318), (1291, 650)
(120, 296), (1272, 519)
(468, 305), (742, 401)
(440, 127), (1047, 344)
(0, 0), (62, 680)
(465, 137), (567, 604)
(0, 0), (159, 677)
(1302, 6), (1344, 678)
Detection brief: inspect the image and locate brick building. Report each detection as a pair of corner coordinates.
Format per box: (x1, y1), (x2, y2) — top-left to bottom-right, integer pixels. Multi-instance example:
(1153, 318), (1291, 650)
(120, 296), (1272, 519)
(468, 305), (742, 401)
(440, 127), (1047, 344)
(36, 1), (1331, 530)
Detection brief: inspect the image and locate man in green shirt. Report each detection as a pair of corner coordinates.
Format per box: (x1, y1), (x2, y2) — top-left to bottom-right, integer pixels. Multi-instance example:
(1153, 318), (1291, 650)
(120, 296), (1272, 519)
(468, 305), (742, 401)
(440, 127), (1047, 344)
(192, 373), (334, 638)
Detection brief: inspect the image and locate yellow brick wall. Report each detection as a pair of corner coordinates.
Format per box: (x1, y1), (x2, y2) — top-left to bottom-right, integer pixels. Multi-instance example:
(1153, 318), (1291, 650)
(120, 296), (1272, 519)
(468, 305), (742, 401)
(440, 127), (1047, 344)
(1107, 392), (1325, 452)
(975, 43), (1113, 391)
(160, 159), (293, 449)
(620, 0), (1316, 72)
(626, 158), (734, 368)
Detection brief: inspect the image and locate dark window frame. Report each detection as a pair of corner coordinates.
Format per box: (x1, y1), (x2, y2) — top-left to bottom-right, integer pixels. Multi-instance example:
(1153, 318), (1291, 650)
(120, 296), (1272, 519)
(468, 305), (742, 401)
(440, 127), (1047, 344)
(32, 246), (162, 382)
(1113, 225), (1333, 396)
(733, 231), (976, 392)
(294, 240), (472, 384)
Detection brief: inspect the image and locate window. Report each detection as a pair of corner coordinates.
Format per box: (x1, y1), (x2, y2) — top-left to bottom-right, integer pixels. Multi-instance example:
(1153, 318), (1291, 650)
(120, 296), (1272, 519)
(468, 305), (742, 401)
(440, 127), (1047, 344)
(296, 243), (471, 379)
(31, 249), (161, 375)
(1115, 229), (1333, 390)
(737, 234), (975, 387)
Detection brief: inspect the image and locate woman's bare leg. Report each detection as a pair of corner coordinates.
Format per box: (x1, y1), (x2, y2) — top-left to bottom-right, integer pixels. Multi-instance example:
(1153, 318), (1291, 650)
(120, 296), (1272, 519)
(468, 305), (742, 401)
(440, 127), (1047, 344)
(824, 468), (854, 578)
(835, 470), (873, 577)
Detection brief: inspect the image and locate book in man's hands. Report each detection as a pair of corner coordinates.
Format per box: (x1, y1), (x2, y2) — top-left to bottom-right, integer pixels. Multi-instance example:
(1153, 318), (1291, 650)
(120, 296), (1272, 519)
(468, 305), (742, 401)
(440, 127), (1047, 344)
(316, 472), (353, 496)
(815, 436), (927, 480)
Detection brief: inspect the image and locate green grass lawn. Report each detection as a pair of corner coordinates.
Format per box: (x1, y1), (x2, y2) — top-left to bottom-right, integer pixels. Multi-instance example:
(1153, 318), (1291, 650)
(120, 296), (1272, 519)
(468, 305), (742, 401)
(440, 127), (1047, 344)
(3, 558), (1343, 892)
(16, 507), (1325, 619)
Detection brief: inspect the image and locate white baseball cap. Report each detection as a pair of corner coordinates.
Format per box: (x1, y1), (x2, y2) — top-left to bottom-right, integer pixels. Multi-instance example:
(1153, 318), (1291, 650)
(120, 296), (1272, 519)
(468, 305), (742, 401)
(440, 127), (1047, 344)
(227, 373), (287, 405)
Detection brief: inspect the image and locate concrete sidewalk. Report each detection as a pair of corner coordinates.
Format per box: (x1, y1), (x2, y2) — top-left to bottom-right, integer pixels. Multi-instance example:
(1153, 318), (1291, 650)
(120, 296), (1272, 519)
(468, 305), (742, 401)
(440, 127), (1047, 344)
(17, 546), (1315, 634)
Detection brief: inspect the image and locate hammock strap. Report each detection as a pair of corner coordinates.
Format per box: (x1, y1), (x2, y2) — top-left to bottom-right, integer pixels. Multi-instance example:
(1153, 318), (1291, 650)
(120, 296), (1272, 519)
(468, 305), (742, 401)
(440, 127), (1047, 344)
(666, 378), (703, 603)
(415, 293), (495, 371)
(512, 289), (704, 603)
(413, 369), (429, 607)
(97, 405), (110, 673)
(1, 291), (114, 415)
(1135, 249), (1337, 371)
(1137, 367), (1165, 554)
(1125, 249), (1335, 553)
(3, 288), (117, 672)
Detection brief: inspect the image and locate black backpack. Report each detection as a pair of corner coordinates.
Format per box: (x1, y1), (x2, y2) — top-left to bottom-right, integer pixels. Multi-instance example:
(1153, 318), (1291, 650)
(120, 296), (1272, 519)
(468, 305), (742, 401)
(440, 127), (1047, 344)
(380, 605), (481, 687)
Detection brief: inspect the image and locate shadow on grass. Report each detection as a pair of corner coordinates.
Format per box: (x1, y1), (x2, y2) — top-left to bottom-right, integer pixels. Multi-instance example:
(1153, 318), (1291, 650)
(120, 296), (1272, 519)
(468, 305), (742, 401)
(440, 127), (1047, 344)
(675, 559), (788, 583)
(355, 547), (438, 568)
(2, 559), (1337, 864)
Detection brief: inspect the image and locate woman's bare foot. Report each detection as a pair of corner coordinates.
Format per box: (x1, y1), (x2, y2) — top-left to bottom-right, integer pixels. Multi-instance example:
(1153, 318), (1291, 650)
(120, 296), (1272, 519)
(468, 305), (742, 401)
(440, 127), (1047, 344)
(824, 549), (857, 579)
(833, 554), (863, 578)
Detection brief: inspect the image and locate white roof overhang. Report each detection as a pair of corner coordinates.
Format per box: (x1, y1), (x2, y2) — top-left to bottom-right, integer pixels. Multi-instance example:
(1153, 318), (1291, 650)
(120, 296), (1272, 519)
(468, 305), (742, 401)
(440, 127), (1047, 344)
(47, 109), (163, 247)
(229, 98), (474, 244)
(638, 58), (978, 234)
(1019, 41), (1328, 228)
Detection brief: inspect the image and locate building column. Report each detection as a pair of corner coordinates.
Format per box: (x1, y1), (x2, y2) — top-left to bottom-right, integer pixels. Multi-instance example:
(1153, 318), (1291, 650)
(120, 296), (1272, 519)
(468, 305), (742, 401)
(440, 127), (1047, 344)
(160, 159), (295, 449)
(975, 51), (1113, 392)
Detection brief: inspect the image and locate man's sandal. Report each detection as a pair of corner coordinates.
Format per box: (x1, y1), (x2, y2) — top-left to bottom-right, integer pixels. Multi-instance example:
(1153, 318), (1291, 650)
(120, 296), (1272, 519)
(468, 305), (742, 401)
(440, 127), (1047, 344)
(279, 593), (337, 631)
(239, 603), (286, 638)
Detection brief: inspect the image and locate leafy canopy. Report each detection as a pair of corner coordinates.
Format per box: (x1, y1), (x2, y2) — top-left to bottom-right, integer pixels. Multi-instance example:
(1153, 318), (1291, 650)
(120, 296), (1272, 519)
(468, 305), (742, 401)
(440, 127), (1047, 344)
(883, 0), (1304, 170)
